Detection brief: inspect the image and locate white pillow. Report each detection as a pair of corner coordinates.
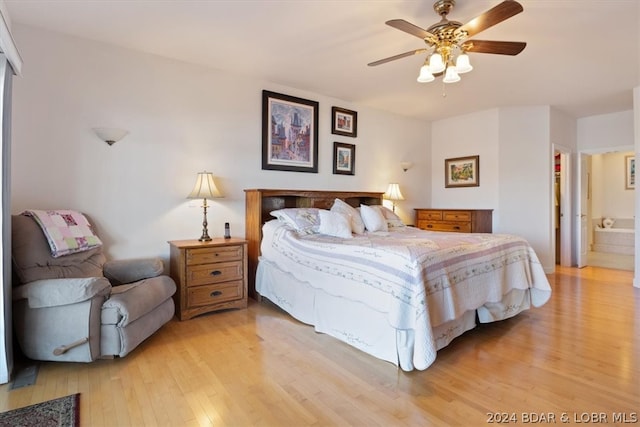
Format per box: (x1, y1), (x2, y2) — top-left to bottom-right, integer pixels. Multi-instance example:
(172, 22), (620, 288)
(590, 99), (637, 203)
(379, 206), (406, 229)
(318, 210), (353, 239)
(330, 198), (365, 234)
(270, 208), (320, 234)
(360, 204), (388, 232)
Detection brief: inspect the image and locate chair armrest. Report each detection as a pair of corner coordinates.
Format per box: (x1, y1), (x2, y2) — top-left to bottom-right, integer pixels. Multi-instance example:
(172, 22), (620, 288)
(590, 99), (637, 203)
(103, 258), (164, 285)
(13, 277), (111, 308)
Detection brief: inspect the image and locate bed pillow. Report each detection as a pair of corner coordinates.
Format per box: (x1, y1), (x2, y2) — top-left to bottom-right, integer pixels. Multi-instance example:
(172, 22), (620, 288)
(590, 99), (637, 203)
(379, 206), (406, 229)
(270, 208), (320, 234)
(330, 198), (365, 234)
(318, 210), (353, 239)
(360, 204), (388, 232)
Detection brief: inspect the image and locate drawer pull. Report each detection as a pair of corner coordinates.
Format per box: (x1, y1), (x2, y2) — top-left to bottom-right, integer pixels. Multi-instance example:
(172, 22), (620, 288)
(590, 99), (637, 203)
(210, 270), (222, 276)
(426, 224), (433, 228)
(210, 290), (223, 297)
(453, 226), (460, 230)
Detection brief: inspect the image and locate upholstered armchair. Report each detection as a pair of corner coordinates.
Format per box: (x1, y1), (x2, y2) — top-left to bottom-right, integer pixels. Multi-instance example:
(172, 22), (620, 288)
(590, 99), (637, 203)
(11, 212), (176, 362)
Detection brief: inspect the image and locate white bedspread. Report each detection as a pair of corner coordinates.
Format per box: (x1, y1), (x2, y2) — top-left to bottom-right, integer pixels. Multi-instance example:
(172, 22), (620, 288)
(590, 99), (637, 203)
(258, 220), (551, 370)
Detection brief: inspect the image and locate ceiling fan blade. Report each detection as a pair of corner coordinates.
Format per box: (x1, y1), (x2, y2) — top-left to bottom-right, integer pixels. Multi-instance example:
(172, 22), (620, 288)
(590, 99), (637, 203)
(368, 48), (428, 66)
(464, 40), (526, 55)
(386, 19), (433, 40)
(455, 1), (524, 39)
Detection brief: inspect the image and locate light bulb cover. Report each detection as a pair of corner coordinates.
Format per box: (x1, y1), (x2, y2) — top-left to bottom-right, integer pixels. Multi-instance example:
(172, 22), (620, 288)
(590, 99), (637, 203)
(443, 66), (461, 83)
(428, 53), (445, 74)
(417, 65), (435, 83)
(455, 53), (473, 74)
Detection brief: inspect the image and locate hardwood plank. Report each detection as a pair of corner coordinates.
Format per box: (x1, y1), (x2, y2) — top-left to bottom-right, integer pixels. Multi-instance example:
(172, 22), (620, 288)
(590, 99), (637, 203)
(1, 266), (638, 426)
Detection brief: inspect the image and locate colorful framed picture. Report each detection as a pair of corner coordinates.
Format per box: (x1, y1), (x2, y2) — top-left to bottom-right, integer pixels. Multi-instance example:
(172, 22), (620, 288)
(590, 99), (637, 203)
(445, 155), (480, 188)
(262, 90), (319, 173)
(331, 107), (357, 138)
(333, 142), (355, 175)
(625, 155), (635, 189)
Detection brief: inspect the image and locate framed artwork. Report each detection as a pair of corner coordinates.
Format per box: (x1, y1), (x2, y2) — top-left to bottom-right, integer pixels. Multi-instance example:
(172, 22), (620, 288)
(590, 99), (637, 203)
(333, 142), (355, 175)
(445, 155), (480, 188)
(331, 107), (357, 138)
(262, 90), (319, 173)
(625, 155), (635, 189)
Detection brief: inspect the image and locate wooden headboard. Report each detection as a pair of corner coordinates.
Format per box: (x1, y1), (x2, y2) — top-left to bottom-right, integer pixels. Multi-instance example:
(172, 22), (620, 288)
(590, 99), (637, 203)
(244, 189), (384, 300)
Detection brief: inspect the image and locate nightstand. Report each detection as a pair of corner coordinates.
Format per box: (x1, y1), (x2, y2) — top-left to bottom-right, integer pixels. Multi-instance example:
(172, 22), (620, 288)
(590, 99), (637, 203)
(168, 238), (248, 320)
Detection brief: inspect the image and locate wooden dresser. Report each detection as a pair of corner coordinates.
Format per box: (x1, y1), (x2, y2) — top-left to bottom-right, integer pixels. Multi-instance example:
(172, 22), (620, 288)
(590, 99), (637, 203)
(169, 238), (248, 320)
(414, 209), (493, 233)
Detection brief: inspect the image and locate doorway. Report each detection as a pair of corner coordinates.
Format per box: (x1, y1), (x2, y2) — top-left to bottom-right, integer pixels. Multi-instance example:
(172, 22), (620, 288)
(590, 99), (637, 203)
(583, 150), (635, 271)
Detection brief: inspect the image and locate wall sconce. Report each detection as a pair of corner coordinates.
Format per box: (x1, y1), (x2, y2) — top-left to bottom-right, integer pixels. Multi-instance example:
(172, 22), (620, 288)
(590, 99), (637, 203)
(384, 183), (404, 212)
(187, 171), (223, 241)
(400, 162), (413, 172)
(93, 127), (129, 146)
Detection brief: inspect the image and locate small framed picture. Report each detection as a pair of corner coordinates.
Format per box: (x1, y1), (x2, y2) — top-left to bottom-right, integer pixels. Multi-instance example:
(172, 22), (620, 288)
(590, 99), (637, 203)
(625, 155), (635, 189)
(445, 155), (480, 188)
(331, 107), (357, 138)
(333, 142), (355, 175)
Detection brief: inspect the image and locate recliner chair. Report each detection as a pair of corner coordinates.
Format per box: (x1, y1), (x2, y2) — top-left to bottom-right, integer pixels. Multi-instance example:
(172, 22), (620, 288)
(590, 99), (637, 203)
(11, 213), (176, 362)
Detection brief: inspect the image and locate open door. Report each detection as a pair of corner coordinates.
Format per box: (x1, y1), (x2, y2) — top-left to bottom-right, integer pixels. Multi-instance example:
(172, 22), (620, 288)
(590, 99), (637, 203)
(576, 153), (589, 268)
(554, 148), (572, 267)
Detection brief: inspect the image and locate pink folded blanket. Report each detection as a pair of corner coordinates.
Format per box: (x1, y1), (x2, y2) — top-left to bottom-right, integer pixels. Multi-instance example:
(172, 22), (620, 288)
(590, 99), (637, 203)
(22, 209), (103, 258)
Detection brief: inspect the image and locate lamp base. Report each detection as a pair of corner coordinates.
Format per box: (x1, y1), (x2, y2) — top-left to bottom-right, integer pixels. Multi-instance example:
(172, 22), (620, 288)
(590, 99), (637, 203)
(198, 199), (212, 241)
(198, 235), (212, 242)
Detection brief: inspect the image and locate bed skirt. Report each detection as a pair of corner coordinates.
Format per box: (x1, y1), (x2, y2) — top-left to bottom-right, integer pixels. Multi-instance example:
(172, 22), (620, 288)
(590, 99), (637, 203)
(256, 258), (530, 371)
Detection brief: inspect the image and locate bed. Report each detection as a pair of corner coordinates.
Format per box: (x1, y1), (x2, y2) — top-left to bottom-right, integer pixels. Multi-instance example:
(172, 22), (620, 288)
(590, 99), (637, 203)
(245, 189), (551, 371)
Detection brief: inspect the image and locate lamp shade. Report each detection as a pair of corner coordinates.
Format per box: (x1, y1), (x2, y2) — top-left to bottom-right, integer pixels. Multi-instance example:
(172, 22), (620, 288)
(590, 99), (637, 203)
(384, 183), (404, 201)
(187, 172), (223, 200)
(93, 127), (129, 145)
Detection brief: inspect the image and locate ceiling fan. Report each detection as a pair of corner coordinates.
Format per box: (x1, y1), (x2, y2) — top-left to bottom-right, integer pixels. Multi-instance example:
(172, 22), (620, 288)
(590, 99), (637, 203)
(368, 0), (526, 84)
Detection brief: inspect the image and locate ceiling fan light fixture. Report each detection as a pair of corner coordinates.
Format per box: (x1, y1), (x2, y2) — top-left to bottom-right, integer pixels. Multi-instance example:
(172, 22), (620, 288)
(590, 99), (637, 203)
(428, 52), (445, 74)
(454, 53), (473, 73)
(443, 66), (461, 83)
(417, 64), (435, 83)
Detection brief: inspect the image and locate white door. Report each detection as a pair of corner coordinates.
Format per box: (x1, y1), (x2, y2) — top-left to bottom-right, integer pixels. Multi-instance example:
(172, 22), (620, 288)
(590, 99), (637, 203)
(576, 153), (589, 268)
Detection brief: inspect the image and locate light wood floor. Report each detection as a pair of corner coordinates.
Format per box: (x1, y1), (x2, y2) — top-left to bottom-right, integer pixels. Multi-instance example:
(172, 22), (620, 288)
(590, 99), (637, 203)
(1, 266), (638, 426)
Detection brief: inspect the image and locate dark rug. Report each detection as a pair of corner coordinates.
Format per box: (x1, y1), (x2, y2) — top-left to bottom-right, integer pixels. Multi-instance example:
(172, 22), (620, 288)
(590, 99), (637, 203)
(0, 393), (79, 427)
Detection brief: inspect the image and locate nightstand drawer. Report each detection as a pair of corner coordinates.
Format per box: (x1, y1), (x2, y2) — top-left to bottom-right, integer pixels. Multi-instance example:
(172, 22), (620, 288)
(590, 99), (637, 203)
(421, 222), (471, 233)
(443, 211), (471, 221)
(188, 281), (243, 307)
(417, 210), (442, 221)
(186, 245), (243, 265)
(186, 260), (243, 286)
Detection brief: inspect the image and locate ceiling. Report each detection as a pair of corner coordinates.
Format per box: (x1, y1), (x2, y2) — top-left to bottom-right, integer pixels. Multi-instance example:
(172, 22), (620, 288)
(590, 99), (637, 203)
(4, 0), (640, 122)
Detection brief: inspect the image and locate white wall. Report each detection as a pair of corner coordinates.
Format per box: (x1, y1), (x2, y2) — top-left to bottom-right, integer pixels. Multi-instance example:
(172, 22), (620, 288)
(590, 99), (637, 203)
(431, 109), (499, 210)
(498, 107), (553, 269)
(578, 110), (635, 152)
(10, 25), (430, 262)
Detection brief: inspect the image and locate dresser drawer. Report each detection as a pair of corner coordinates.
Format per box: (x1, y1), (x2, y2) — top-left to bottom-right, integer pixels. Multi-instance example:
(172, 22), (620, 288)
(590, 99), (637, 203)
(417, 210), (442, 221)
(443, 211), (471, 221)
(418, 221), (471, 233)
(188, 280), (243, 307)
(186, 260), (243, 286)
(186, 245), (243, 265)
